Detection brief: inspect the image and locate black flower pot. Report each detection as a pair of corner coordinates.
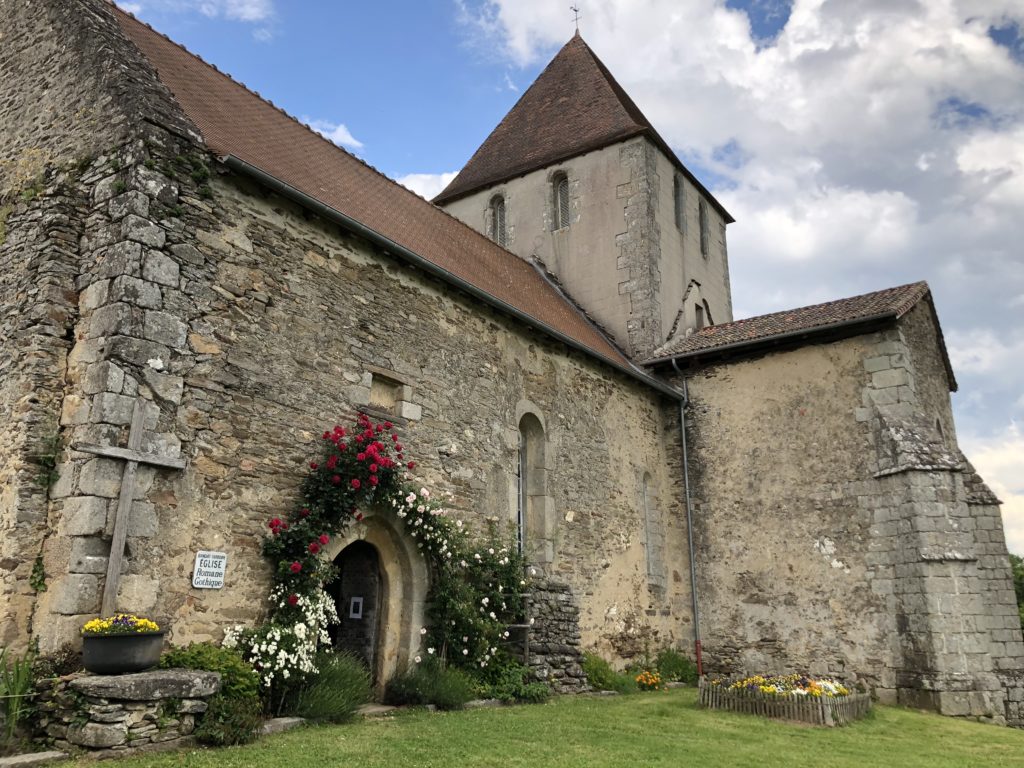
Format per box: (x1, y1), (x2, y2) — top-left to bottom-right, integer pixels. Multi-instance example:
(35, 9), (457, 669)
(81, 631), (167, 674)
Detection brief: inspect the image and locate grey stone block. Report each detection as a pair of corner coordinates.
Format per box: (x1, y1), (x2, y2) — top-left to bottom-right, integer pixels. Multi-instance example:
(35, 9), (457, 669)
(89, 302), (141, 339)
(110, 275), (162, 309)
(142, 370), (184, 405)
(51, 574), (99, 615)
(78, 457), (124, 498)
(71, 670), (221, 700)
(143, 311), (187, 348)
(122, 214), (166, 248)
(91, 392), (136, 425)
(64, 496), (109, 536)
(109, 191), (150, 221)
(143, 251), (179, 287)
(127, 501), (158, 538)
(68, 722), (127, 748)
(83, 361), (125, 395)
(69, 537), (109, 574)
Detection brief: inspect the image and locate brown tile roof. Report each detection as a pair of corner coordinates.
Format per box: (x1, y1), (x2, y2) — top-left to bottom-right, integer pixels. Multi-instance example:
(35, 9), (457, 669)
(645, 282), (955, 388)
(112, 8), (636, 374)
(432, 33), (733, 223)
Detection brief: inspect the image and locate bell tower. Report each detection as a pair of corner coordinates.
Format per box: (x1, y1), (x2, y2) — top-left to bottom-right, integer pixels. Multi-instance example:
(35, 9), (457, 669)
(435, 33), (734, 360)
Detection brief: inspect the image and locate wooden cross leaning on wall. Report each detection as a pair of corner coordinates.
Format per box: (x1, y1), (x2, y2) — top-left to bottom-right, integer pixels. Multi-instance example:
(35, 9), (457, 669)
(75, 398), (186, 616)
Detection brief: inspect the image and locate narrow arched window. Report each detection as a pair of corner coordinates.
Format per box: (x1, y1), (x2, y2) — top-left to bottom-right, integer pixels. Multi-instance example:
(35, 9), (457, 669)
(490, 195), (507, 247)
(698, 198), (710, 257)
(695, 303), (705, 330)
(673, 175), (685, 232)
(642, 473), (666, 594)
(552, 173), (570, 230)
(702, 299), (714, 327)
(517, 413), (548, 562)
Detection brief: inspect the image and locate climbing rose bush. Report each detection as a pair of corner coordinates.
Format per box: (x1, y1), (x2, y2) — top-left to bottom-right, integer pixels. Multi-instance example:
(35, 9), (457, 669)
(228, 413), (530, 694)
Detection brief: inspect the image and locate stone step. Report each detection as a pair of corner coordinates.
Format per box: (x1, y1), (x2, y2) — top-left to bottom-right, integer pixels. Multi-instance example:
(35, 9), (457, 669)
(260, 717), (305, 735)
(0, 751), (70, 768)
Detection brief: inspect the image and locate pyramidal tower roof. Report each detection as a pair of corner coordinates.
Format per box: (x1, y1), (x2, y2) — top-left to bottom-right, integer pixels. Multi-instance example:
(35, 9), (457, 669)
(434, 32), (732, 222)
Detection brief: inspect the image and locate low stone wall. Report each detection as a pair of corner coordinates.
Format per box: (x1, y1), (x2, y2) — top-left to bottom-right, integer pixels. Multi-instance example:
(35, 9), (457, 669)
(527, 580), (589, 694)
(35, 669), (221, 757)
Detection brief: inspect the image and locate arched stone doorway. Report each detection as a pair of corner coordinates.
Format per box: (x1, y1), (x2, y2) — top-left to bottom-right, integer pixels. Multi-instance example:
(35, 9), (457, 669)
(321, 510), (428, 691)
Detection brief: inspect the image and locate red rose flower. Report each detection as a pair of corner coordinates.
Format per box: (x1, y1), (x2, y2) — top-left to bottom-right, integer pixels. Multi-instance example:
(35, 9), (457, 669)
(289, 561), (302, 574)
(287, 593), (299, 606)
(369, 463), (378, 473)
(331, 474), (341, 485)
(375, 424), (384, 433)
(326, 455), (337, 469)
(309, 462), (318, 470)
(351, 478), (361, 489)
(281, 523), (289, 531)
(356, 452), (366, 462)
(319, 534), (329, 545)
(369, 475), (379, 486)
(384, 421), (393, 429)
(355, 513), (364, 521)
(395, 444), (403, 452)
(338, 442), (347, 451)
(392, 433), (399, 441)
(355, 435), (364, 444)
(308, 542), (320, 554)
(269, 517), (282, 529)
(407, 461), (416, 469)
(322, 431), (331, 440)
(299, 509), (310, 518)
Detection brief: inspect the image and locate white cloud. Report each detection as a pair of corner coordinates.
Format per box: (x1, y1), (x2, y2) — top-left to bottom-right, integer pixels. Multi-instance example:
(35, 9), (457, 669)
(118, 0), (274, 24)
(301, 118), (364, 150)
(396, 172), (459, 201)
(456, 0), (1024, 487)
(962, 423), (1024, 554)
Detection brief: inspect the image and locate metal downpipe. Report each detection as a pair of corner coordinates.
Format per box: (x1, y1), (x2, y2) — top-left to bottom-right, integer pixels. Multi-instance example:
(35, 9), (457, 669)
(672, 358), (703, 677)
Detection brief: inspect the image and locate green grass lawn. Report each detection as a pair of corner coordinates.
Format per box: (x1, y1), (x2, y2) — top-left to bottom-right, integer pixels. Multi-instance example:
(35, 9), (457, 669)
(79, 688), (1024, 768)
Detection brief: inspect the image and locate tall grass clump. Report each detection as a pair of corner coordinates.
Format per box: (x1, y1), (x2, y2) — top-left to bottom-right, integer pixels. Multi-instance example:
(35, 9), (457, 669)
(293, 652), (371, 723)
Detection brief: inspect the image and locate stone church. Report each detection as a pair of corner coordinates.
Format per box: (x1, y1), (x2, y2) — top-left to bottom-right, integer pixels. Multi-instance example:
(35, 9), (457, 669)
(2, 0), (1022, 724)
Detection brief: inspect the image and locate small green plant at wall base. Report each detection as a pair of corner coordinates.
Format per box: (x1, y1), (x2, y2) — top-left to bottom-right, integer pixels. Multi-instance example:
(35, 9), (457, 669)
(384, 657), (476, 711)
(30, 553), (46, 592)
(193, 693), (262, 746)
(656, 647), (698, 684)
(0, 646), (36, 753)
(292, 652), (370, 723)
(582, 651), (635, 694)
(160, 642), (259, 701)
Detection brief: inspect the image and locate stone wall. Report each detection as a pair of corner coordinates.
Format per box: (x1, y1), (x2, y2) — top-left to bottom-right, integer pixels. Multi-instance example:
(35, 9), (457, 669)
(670, 305), (1024, 724)
(526, 579), (589, 693)
(1, 0), (203, 650)
(36, 669), (221, 756)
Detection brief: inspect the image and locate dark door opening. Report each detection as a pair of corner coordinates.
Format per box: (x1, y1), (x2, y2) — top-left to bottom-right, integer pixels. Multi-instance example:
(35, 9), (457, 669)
(326, 540), (382, 681)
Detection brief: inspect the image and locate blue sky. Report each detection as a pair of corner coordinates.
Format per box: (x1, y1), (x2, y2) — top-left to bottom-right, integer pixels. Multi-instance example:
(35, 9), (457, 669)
(118, 1), (1024, 551)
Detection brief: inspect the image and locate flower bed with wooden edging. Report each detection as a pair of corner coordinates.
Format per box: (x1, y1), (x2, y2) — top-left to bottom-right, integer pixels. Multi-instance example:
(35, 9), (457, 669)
(698, 678), (872, 726)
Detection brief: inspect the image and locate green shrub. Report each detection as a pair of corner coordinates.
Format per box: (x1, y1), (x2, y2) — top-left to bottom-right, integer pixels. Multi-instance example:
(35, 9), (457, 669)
(385, 658), (475, 711)
(293, 652), (371, 723)
(160, 642), (262, 745)
(193, 693), (262, 746)
(582, 651), (635, 694)
(475, 656), (550, 704)
(656, 648), (698, 685)
(160, 642), (260, 701)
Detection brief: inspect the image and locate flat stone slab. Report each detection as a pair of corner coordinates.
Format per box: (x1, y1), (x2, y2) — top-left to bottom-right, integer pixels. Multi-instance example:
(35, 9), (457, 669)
(70, 669), (221, 700)
(261, 717), (305, 735)
(0, 751), (69, 767)
(357, 704), (397, 718)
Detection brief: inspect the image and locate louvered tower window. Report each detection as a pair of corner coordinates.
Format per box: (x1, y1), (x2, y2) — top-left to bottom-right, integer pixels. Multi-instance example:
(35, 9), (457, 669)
(490, 195), (507, 247)
(552, 172), (570, 230)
